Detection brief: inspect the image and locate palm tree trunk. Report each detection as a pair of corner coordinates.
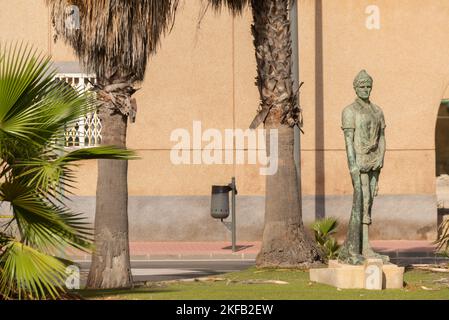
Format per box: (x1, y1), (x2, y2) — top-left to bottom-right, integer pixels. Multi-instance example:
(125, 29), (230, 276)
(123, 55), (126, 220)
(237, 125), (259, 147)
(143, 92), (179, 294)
(257, 124), (321, 267)
(253, 0), (322, 267)
(86, 80), (133, 289)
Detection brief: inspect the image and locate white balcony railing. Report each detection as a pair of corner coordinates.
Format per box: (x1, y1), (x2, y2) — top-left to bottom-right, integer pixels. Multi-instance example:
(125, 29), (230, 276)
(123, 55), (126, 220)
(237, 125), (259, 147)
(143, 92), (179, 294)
(54, 73), (102, 148)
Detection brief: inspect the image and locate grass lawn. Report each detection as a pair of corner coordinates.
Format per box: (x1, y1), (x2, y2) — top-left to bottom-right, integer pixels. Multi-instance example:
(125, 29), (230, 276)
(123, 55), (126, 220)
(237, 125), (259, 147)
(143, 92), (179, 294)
(76, 267), (449, 300)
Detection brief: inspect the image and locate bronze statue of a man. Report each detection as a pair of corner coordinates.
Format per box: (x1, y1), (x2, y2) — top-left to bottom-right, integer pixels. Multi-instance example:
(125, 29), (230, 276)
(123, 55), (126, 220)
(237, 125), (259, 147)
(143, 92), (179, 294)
(338, 70), (389, 265)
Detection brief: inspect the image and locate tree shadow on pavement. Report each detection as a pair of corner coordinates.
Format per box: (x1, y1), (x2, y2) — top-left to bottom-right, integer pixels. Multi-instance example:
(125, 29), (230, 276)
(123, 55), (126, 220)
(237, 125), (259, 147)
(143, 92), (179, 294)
(221, 245), (254, 252)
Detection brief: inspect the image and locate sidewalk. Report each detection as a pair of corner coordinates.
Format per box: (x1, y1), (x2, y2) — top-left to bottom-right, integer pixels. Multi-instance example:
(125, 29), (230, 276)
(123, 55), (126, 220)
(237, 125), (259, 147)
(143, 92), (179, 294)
(69, 240), (449, 265)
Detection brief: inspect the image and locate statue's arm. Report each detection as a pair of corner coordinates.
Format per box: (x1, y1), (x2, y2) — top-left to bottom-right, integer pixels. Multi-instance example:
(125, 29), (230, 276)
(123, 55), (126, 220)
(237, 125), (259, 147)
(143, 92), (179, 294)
(378, 128), (386, 168)
(343, 129), (358, 174)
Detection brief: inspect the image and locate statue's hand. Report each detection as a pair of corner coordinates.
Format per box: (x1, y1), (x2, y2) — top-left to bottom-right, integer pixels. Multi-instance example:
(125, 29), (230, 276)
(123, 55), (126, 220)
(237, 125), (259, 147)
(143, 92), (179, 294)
(373, 183), (379, 197)
(373, 159), (383, 171)
(350, 165), (360, 176)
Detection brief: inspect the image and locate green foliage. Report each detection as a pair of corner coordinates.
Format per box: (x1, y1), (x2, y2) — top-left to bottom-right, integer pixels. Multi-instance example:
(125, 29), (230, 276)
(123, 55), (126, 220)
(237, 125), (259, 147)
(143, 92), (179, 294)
(311, 217), (341, 261)
(434, 218), (449, 257)
(0, 43), (136, 299)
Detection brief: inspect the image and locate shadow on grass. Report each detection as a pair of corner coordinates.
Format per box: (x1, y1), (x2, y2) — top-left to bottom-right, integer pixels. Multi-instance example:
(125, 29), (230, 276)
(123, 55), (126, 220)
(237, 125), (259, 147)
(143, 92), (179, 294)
(74, 286), (180, 299)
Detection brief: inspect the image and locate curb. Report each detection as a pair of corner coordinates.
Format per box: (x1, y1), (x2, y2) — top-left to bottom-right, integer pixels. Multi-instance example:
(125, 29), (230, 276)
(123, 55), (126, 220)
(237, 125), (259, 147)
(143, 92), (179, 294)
(68, 253), (258, 262)
(67, 253), (449, 266)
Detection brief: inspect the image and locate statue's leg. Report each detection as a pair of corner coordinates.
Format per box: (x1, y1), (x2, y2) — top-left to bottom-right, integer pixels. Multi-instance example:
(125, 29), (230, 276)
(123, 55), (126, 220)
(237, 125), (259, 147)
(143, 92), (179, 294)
(361, 173), (371, 225)
(362, 170), (390, 262)
(369, 170), (379, 215)
(338, 172), (364, 265)
(371, 170), (379, 197)
(362, 171), (374, 256)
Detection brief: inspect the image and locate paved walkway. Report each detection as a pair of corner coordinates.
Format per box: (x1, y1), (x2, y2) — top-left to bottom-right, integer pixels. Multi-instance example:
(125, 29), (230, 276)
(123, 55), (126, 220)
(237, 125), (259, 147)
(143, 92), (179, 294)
(69, 240), (448, 265)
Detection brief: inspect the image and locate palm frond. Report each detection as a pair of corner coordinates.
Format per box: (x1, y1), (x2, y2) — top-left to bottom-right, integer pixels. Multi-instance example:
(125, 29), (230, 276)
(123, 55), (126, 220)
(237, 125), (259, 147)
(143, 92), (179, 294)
(312, 217), (339, 238)
(311, 217), (341, 261)
(13, 146), (137, 198)
(208, 0), (250, 14)
(208, 0), (295, 14)
(58, 146), (137, 161)
(47, 0), (179, 80)
(0, 181), (91, 253)
(0, 43), (95, 151)
(0, 240), (70, 299)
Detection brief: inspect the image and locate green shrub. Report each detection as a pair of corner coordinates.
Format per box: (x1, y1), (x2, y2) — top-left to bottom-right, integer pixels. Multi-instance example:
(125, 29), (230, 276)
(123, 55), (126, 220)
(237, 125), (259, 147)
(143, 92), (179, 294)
(311, 217), (341, 261)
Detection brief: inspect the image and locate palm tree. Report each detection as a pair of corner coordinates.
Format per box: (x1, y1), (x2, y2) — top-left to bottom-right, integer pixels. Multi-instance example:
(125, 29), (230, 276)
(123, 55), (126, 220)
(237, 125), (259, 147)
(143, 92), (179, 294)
(0, 43), (134, 299)
(46, 1), (179, 288)
(209, 0), (322, 267)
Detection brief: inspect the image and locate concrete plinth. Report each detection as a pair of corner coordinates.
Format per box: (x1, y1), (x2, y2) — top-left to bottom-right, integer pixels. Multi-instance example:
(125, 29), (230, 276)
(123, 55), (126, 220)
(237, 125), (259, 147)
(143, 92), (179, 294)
(309, 260), (404, 289)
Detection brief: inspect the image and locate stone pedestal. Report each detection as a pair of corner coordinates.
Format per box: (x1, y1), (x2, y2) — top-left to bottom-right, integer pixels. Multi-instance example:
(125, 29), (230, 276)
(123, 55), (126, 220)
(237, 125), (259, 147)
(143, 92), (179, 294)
(309, 259), (404, 289)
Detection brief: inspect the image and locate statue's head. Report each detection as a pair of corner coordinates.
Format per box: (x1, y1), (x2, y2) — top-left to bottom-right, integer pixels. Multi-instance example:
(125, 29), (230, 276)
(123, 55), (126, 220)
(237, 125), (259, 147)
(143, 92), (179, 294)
(353, 70), (373, 101)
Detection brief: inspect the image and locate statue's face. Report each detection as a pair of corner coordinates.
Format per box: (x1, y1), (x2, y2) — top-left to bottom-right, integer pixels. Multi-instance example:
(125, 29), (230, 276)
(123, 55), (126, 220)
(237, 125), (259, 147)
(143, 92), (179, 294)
(355, 81), (372, 100)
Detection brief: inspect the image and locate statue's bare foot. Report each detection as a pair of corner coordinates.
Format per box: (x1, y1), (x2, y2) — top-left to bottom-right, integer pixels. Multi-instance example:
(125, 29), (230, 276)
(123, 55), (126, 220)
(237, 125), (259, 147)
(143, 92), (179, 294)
(363, 247), (390, 263)
(338, 251), (365, 265)
(347, 253), (365, 265)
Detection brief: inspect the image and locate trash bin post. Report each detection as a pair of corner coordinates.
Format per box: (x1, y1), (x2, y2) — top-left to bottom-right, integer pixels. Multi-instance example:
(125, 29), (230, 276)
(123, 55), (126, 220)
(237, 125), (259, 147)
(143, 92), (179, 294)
(231, 177), (236, 252)
(210, 177), (238, 252)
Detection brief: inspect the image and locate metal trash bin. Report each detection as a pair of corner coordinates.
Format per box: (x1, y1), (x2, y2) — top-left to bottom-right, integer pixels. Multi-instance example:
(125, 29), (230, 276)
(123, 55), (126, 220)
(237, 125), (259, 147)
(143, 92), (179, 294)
(210, 185), (232, 219)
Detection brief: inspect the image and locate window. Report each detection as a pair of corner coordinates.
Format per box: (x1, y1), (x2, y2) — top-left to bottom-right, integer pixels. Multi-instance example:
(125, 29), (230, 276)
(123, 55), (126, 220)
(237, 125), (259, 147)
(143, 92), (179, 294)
(54, 73), (102, 147)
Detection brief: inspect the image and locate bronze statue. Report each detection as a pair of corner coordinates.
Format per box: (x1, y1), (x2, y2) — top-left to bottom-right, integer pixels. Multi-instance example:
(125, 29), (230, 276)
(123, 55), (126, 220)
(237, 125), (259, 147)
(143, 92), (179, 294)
(338, 70), (390, 265)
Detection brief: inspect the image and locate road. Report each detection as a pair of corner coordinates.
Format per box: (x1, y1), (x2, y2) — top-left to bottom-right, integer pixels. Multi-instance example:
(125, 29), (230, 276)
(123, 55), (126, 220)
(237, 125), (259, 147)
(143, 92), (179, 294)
(76, 259), (255, 283)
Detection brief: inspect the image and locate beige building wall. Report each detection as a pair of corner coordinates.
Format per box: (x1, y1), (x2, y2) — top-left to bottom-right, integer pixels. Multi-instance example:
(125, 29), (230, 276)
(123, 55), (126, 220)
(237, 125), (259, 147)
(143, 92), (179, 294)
(1, 0), (448, 240)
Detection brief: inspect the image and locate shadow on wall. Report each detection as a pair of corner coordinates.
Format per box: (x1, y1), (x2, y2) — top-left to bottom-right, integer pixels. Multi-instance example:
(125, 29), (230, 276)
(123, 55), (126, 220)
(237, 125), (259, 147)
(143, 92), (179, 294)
(315, 0), (325, 220)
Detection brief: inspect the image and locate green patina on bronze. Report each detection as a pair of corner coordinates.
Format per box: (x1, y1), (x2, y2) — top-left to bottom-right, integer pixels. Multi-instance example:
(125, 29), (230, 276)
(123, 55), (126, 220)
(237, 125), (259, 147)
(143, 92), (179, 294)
(338, 70), (390, 265)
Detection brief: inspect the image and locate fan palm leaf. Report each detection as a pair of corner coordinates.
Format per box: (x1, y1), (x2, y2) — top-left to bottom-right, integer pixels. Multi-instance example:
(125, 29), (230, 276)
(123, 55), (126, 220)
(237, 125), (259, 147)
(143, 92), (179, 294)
(311, 217), (341, 261)
(312, 217), (339, 239)
(0, 43), (136, 299)
(14, 146), (137, 199)
(0, 181), (91, 251)
(0, 240), (69, 300)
